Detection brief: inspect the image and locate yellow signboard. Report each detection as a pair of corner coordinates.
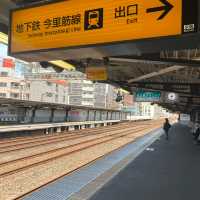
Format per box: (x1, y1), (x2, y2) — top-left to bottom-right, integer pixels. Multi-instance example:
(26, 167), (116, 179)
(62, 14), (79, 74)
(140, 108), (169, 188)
(86, 67), (108, 80)
(9, 0), (196, 54)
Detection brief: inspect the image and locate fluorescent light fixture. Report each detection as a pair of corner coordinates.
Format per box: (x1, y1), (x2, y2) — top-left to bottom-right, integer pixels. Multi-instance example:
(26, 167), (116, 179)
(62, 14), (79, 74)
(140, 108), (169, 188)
(119, 88), (129, 94)
(0, 32), (8, 44)
(114, 88), (129, 94)
(49, 60), (75, 71)
(128, 65), (186, 83)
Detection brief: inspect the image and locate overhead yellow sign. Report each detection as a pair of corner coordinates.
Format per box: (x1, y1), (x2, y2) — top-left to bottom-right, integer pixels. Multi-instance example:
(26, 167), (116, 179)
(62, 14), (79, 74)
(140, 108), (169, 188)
(9, 0), (196, 54)
(86, 67), (108, 80)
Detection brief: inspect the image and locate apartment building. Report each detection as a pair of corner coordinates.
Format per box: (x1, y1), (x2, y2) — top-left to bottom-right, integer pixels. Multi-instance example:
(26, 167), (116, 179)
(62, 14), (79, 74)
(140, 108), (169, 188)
(106, 84), (121, 110)
(93, 83), (118, 109)
(25, 71), (95, 106)
(68, 79), (94, 107)
(25, 71), (125, 108)
(0, 71), (30, 100)
(94, 83), (107, 108)
(29, 80), (69, 104)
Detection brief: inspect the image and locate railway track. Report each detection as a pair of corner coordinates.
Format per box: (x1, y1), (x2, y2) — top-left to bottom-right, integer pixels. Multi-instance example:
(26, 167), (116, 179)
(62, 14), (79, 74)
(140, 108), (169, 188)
(0, 120), (163, 200)
(0, 120), (161, 153)
(0, 122), (142, 153)
(0, 126), (151, 177)
(0, 124), (158, 164)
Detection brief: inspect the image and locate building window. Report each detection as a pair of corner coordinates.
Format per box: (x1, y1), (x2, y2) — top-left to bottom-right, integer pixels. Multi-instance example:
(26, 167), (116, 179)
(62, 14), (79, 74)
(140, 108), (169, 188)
(0, 82), (7, 87)
(10, 93), (19, 98)
(55, 95), (58, 102)
(11, 82), (20, 88)
(26, 83), (30, 89)
(0, 72), (8, 77)
(56, 84), (58, 92)
(46, 92), (53, 97)
(47, 82), (52, 86)
(0, 93), (6, 97)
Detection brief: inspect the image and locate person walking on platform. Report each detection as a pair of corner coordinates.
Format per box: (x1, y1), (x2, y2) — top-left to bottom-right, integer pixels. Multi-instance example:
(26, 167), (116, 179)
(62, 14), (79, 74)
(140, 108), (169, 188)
(163, 118), (171, 140)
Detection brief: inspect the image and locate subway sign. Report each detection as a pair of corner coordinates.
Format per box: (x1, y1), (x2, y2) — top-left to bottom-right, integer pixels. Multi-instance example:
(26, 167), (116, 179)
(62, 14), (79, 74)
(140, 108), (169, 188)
(86, 67), (108, 81)
(9, 0), (198, 55)
(135, 91), (162, 102)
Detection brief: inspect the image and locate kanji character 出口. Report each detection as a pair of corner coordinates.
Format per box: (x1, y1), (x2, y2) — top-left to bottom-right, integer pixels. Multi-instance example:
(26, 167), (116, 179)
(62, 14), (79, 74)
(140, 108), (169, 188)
(127, 4), (138, 16)
(115, 6), (126, 18)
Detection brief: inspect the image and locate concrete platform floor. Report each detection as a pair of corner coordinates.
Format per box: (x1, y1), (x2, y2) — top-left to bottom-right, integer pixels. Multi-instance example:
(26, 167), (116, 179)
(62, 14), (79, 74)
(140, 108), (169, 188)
(90, 123), (200, 200)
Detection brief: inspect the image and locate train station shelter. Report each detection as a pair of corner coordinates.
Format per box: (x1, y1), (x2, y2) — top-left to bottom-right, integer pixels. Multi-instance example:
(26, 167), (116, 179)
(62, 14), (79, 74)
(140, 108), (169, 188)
(0, 0), (200, 117)
(1, 1), (200, 200)
(0, 0), (200, 119)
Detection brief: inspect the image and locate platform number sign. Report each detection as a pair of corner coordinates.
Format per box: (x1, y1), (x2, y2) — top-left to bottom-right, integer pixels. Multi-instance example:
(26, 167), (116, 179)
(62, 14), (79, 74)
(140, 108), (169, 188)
(182, 0), (198, 33)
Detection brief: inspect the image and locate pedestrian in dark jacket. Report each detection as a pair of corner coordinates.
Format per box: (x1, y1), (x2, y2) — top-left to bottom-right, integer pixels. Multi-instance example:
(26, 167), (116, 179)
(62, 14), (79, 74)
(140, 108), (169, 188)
(163, 118), (171, 140)
(194, 127), (200, 141)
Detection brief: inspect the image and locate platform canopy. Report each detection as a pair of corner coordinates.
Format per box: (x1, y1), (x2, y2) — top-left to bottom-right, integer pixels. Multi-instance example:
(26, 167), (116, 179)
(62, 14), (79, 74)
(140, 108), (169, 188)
(0, 0), (200, 113)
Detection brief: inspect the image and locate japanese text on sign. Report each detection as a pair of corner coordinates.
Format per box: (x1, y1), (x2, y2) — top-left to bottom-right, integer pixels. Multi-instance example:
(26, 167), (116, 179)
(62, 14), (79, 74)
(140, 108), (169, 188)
(10, 0), (183, 54)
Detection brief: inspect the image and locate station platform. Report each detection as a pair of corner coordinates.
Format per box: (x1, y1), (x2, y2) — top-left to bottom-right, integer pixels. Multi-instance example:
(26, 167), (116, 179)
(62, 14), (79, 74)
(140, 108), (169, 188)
(0, 120), (121, 139)
(89, 123), (198, 200)
(0, 120), (120, 133)
(22, 122), (197, 200)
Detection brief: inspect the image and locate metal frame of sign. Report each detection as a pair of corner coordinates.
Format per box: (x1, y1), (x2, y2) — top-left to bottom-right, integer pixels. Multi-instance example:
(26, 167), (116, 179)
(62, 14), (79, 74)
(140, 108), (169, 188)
(8, 0), (198, 56)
